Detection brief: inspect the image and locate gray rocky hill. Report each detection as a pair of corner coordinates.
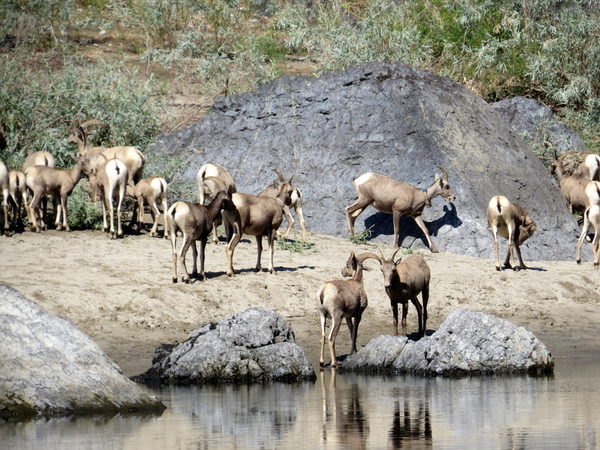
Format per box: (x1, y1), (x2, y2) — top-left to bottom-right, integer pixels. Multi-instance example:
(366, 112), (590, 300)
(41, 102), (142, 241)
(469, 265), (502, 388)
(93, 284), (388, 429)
(149, 61), (581, 261)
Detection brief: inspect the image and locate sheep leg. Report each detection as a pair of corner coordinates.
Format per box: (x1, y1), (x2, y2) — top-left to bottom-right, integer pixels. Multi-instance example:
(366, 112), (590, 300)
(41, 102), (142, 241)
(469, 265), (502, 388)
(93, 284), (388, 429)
(2, 189), (9, 233)
(319, 311), (327, 367)
(58, 193), (70, 231)
(116, 184), (125, 238)
(255, 235), (263, 272)
(295, 203), (307, 241)
(593, 234), (600, 267)
(107, 188), (116, 239)
(577, 209), (592, 264)
(280, 204), (295, 239)
(391, 301), (399, 336)
(401, 302), (409, 337)
(491, 228), (502, 271)
(267, 228), (277, 274)
(198, 237), (207, 281)
(171, 233), (179, 283)
(348, 314), (361, 354)
(328, 313), (344, 367)
(413, 215), (438, 253)
(135, 196), (145, 232)
(149, 200), (160, 237)
(345, 198), (369, 237)
(28, 191), (44, 232)
(100, 192), (109, 234)
(226, 229), (241, 277)
(421, 285), (429, 338)
(211, 220), (220, 245)
(410, 297), (423, 338)
(161, 197), (170, 239)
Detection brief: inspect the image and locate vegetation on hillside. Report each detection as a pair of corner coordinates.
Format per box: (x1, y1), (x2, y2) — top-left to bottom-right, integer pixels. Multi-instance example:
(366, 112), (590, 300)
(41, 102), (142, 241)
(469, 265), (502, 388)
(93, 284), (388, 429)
(1, 0), (600, 171)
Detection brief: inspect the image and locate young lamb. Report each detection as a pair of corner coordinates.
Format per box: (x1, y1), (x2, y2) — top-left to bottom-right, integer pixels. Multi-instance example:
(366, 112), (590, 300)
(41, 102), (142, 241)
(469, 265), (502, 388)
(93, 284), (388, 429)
(317, 251), (380, 367)
(126, 176), (169, 238)
(7, 169), (30, 229)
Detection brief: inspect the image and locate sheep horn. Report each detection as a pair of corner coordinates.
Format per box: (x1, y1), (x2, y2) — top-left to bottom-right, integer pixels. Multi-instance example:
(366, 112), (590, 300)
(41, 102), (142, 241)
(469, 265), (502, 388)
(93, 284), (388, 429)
(288, 174), (295, 184)
(272, 169), (285, 182)
(80, 119), (104, 130)
(355, 252), (382, 264)
(436, 166), (449, 181)
(391, 247), (402, 262)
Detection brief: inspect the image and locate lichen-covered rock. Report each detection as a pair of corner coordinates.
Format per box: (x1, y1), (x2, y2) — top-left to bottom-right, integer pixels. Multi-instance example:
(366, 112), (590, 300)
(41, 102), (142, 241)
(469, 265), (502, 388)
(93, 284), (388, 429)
(341, 308), (554, 376)
(0, 285), (165, 420)
(134, 308), (316, 385)
(149, 61), (580, 260)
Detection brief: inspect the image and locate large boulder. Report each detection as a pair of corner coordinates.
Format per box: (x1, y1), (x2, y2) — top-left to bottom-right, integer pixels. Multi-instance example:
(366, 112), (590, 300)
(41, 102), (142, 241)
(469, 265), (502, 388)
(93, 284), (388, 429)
(0, 285), (165, 420)
(149, 61), (581, 261)
(491, 96), (587, 155)
(134, 308), (316, 385)
(340, 308), (554, 376)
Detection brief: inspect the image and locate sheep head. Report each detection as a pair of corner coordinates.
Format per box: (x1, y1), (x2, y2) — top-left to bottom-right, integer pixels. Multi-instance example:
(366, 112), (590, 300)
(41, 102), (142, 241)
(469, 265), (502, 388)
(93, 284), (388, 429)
(435, 165), (456, 203)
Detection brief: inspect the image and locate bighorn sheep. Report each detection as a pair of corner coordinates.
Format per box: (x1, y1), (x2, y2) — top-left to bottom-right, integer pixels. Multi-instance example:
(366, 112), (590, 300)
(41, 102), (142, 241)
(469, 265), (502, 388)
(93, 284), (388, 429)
(22, 150), (56, 172)
(345, 167), (455, 252)
(374, 247), (430, 338)
(8, 170), (30, 228)
(576, 205), (600, 266)
(487, 195), (539, 271)
(25, 155), (87, 232)
(0, 161), (8, 233)
(550, 156), (594, 213)
(317, 251), (379, 367)
(68, 119), (145, 186)
(126, 176), (169, 238)
(195, 163), (237, 244)
(222, 183), (293, 277)
(22, 150), (56, 226)
(259, 170), (307, 241)
(83, 155), (129, 239)
(560, 150), (600, 181)
(167, 179), (235, 283)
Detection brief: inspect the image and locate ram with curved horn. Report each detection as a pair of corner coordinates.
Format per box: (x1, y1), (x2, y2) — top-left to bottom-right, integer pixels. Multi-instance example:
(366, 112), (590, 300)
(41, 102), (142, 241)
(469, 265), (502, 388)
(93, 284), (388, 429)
(345, 167), (455, 252)
(258, 169), (307, 241)
(67, 119), (145, 187)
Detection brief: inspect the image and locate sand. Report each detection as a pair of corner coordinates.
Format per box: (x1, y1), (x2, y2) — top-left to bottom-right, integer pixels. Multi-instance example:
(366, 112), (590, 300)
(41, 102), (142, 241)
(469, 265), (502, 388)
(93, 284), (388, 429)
(2, 227), (600, 377)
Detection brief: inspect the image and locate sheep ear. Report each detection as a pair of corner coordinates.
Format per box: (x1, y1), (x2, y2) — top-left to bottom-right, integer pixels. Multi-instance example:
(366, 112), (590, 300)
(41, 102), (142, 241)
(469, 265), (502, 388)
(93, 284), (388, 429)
(394, 257), (403, 266)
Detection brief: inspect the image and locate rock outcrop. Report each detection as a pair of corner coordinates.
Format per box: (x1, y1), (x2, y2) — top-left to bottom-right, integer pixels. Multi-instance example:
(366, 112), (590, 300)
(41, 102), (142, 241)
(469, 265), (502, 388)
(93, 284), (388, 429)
(149, 61), (582, 261)
(340, 308), (554, 376)
(0, 285), (165, 420)
(491, 96), (587, 155)
(134, 308), (316, 385)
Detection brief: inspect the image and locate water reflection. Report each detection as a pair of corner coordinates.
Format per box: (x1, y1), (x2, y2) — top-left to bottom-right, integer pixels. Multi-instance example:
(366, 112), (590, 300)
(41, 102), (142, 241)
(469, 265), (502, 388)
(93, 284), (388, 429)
(2, 360), (600, 449)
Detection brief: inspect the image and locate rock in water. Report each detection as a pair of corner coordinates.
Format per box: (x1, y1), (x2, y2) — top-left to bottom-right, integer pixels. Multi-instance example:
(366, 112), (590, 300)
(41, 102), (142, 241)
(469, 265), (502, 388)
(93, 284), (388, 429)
(341, 308), (554, 376)
(134, 308), (316, 385)
(0, 285), (165, 420)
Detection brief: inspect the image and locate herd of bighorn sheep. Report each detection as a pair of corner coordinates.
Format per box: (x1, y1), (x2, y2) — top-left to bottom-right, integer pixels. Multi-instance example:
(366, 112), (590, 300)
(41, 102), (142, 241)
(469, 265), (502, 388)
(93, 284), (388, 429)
(2, 119), (599, 368)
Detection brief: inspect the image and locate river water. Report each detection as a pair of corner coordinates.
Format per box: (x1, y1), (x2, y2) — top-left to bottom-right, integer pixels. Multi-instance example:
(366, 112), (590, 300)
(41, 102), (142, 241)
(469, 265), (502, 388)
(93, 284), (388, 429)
(2, 357), (599, 450)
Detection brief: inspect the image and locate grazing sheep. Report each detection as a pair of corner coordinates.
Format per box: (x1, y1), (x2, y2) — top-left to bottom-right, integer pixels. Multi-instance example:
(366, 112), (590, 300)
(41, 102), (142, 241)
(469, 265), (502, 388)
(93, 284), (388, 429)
(196, 163), (237, 244)
(258, 170), (307, 241)
(487, 195), (539, 271)
(126, 176), (169, 238)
